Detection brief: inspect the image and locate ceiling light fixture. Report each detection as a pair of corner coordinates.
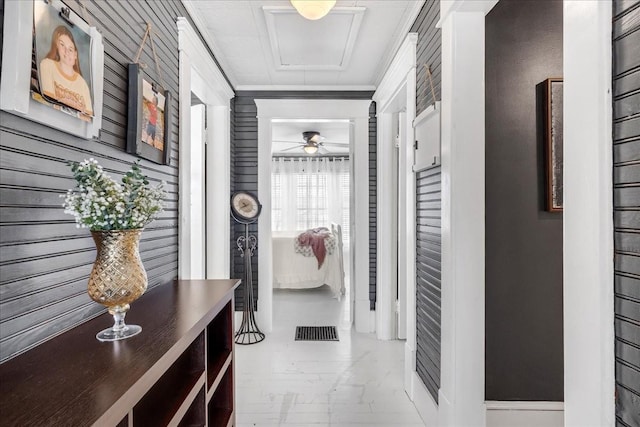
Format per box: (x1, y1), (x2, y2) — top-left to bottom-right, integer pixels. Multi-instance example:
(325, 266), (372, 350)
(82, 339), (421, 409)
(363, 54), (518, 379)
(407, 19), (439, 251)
(303, 144), (319, 154)
(290, 0), (336, 20)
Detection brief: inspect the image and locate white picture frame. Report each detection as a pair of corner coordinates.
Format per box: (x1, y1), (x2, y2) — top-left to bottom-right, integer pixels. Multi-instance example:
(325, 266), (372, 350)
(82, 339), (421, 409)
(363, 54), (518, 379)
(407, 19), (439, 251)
(413, 101), (441, 171)
(0, 0), (103, 139)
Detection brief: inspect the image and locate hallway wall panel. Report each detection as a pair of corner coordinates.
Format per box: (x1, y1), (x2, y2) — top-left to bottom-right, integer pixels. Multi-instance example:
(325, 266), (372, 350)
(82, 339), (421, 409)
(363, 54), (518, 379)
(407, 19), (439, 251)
(415, 166), (442, 402)
(0, 0), (218, 362)
(613, 1), (640, 425)
(485, 0), (564, 401)
(410, 0), (441, 117)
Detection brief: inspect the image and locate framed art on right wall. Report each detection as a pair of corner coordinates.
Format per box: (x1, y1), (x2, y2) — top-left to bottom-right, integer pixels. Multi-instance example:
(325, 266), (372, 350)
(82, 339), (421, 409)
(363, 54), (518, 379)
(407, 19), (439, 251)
(544, 78), (563, 212)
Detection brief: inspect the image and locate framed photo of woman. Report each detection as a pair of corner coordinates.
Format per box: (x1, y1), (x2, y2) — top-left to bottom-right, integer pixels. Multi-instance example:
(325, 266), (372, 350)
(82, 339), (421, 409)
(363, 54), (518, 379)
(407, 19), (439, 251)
(33, 0), (94, 119)
(0, 0), (103, 139)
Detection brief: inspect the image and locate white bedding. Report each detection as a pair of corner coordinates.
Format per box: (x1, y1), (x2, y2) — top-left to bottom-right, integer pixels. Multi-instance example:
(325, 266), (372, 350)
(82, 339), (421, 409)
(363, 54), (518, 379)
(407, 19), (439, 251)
(272, 228), (345, 298)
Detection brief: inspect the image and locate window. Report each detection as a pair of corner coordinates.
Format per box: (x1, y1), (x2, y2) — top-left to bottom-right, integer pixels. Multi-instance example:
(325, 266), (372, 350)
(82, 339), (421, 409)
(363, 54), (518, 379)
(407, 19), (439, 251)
(271, 158), (349, 244)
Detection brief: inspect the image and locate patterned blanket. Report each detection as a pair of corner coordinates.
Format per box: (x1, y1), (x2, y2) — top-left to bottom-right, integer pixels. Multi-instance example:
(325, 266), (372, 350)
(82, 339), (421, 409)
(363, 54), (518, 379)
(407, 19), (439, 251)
(294, 227), (336, 269)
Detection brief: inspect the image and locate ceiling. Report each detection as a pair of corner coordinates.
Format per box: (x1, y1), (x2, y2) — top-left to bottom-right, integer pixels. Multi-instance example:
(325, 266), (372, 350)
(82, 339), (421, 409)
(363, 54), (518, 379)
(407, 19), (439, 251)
(183, 0), (424, 90)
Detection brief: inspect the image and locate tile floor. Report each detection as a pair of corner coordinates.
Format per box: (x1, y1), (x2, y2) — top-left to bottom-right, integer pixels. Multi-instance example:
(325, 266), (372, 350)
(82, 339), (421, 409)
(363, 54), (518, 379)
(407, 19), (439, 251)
(234, 285), (425, 427)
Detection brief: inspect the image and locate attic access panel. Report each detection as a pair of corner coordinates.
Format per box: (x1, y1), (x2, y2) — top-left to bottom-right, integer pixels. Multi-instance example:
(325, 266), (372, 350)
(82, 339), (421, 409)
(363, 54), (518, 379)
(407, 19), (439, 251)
(263, 6), (365, 71)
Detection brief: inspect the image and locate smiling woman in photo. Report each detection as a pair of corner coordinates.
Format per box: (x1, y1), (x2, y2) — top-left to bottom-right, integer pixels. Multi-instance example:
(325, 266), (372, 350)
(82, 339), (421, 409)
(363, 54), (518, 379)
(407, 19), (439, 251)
(39, 25), (93, 116)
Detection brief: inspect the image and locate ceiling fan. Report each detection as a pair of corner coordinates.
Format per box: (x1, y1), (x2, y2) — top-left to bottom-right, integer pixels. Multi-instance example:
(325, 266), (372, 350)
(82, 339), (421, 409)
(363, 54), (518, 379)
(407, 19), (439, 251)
(275, 131), (346, 155)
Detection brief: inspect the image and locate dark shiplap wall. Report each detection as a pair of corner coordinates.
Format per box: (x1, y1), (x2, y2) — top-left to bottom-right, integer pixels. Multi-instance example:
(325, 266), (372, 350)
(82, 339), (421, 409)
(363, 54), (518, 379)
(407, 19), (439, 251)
(612, 1), (640, 425)
(410, 0), (442, 398)
(0, 0), (208, 362)
(415, 166), (442, 402)
(485, 0), (563, 400)
(231, 91), (375, 310)
(411, 0), (441, 117)
(369, 102), (377, 309)
(230, 94), (259, 310)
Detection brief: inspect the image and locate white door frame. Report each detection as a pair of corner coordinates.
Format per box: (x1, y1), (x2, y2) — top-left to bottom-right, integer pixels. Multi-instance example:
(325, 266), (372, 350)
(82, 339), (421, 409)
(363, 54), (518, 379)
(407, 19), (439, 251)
(407, 2), (614, 426)
(403, 1), (498, 425)
(563, 1), (614, 425)
(373, 34), (418, 345)
(177, 18), (234, 279)
(255, 99), (372, 333)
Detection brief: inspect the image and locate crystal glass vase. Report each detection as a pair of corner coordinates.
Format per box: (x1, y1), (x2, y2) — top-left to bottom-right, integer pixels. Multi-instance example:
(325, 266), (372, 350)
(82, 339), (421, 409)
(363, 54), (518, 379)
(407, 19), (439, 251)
(88, 229), (148, 341)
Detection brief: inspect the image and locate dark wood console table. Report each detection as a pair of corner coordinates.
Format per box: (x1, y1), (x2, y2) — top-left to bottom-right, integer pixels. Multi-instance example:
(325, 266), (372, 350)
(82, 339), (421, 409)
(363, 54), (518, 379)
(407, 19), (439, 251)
(0, 279), (240, 426)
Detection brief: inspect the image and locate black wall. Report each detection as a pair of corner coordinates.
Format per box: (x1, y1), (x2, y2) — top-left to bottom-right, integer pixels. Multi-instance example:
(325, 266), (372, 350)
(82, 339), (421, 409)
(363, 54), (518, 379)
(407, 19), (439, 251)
(612, 1), (640, 425)
(0, 0), (207, 361)
(411, 0), (441, 117)
(230, 91), (376, 310)
(485, 0), (564, 400)
(410, 0), (442, 402)
(415, 166), (442, 402)
(368, 101), (377, 309)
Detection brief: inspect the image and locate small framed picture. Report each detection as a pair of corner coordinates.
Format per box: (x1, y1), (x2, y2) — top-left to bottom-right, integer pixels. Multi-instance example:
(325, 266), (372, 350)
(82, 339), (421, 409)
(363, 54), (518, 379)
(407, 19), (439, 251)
(126, 63), (172, 165)
(543, 78), (563, 212)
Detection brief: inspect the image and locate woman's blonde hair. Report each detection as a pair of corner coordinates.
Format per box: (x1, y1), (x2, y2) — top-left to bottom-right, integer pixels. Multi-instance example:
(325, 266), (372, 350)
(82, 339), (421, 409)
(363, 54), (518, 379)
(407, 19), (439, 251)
(45, 25), (82, 76)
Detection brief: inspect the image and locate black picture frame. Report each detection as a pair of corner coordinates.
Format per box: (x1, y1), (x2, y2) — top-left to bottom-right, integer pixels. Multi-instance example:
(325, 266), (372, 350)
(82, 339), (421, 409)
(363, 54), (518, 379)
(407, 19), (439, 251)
(126, 63), (171, 165)
(543, 78), (563, 212)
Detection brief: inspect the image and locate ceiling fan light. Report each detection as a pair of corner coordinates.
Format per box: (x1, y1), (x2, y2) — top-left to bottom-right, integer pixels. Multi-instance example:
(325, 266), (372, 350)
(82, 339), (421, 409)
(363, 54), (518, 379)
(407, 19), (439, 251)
(290, 0), (336, 20)
(303, 144), (319, 154)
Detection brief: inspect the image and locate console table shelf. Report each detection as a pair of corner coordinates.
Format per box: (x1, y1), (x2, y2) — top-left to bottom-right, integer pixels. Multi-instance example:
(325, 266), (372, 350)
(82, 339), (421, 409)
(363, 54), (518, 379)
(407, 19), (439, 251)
(0, 279), (240, 427)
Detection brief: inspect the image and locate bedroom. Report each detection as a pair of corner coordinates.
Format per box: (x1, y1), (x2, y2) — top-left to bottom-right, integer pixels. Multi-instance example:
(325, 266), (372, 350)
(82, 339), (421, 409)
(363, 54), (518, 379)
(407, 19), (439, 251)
(269, 119), (352, 329)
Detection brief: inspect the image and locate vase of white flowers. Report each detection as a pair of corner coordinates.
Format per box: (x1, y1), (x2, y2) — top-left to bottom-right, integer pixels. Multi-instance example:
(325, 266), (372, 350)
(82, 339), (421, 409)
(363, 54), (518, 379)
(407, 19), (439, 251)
(63, 159), (165, 341)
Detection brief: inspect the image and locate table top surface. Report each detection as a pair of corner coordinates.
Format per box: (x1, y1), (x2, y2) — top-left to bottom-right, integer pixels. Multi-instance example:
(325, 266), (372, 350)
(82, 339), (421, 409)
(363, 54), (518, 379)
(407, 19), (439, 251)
(0, 279), (240, 426)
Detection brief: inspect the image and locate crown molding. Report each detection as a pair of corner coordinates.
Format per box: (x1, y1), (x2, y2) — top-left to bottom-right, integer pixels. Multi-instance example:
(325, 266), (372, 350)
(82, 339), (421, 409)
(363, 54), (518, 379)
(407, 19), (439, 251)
(177, 17), (234, 101)
(181, 0), (238, 89)
(374, 0), (425, 86)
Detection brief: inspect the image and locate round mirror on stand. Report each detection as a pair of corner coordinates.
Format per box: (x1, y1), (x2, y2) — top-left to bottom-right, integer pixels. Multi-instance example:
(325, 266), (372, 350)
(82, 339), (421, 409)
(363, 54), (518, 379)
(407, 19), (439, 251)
(230, 191), (265, 345)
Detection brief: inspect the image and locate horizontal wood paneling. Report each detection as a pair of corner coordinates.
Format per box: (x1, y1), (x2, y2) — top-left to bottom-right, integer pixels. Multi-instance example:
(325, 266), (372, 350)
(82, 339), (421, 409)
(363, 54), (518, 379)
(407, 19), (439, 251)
(407, 1), (443, 398)
(410, 0), (441, 116)
(613, 2), (640, 425)
(369, 102), (377, 310)
(415, 167), (442, 402)
(0, 0), (205, 362)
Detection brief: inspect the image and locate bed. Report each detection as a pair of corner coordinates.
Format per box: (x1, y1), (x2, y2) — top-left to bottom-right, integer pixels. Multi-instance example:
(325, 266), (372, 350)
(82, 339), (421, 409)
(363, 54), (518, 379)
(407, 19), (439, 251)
(272, 224), (345, 299)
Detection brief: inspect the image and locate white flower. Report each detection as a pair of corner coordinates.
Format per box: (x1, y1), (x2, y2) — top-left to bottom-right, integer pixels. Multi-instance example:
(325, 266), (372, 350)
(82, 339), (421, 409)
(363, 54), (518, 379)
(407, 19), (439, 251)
(62, 160), (165, 231)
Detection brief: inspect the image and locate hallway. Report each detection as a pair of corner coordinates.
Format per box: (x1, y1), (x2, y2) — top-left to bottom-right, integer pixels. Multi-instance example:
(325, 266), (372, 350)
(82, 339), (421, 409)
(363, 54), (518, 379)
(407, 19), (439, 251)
(235, 286), (425, 426)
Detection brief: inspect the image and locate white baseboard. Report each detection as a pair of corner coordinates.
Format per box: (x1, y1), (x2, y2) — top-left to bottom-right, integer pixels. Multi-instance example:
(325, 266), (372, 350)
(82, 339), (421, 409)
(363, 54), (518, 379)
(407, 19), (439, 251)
(486, 401), (564, 427)
(404, 343), (415, 398)
(410, 371), (439, 425)
(355, 299), (375, 333)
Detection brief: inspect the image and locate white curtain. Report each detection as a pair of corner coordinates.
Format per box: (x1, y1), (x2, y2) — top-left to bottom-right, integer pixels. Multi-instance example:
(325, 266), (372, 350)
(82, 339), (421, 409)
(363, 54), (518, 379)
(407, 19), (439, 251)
(271, 157), (349, 240)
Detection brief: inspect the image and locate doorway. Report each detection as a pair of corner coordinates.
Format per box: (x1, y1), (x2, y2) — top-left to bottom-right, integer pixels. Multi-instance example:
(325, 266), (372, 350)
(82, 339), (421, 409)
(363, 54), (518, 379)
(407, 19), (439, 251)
(177, 18), (233, 279)
(254, 99), (372, 333)
(270, 119), (352, 327)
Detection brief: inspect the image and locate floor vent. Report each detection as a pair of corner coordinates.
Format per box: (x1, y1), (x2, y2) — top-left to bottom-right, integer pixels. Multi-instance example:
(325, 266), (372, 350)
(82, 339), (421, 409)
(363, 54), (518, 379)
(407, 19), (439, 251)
(295, 326), (339, 341)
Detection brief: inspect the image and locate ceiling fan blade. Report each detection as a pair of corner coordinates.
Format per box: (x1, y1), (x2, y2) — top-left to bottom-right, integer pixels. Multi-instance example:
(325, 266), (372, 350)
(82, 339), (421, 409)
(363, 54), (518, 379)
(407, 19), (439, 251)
(273, 140), (303, 144)
(321, 142), (349, 147)
(279, 145), (302, 152)
(318, 146), (329, 154)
